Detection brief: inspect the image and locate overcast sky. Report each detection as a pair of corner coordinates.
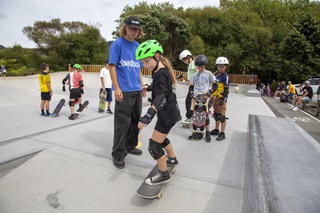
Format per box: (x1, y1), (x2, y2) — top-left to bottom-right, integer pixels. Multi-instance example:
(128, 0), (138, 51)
(0, 0), (220, 48)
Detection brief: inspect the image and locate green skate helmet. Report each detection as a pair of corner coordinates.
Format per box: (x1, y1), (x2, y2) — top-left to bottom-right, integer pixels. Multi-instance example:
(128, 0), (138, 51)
(136, 40), (163, 60)
(73, 64), (82, 70)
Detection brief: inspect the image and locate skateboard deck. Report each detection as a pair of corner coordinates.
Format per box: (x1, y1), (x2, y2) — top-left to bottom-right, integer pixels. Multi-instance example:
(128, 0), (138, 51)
(136, 165), (175, 199)
(189, 94), (207, 140)
(51, 99), (65, 117)
(98, 91), (107, 112)
(74, 100), (89, 119)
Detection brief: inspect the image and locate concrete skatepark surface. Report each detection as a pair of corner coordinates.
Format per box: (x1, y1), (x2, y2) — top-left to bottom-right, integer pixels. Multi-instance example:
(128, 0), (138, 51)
(0, 72), (319, 213)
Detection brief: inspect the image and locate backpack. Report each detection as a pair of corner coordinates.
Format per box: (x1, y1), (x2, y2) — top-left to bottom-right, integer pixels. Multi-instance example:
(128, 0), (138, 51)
(280, 95), (287, 102)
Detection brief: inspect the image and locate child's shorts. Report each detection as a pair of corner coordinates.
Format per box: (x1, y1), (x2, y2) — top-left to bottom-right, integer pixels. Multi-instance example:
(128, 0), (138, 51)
(41, 92), (51, 101)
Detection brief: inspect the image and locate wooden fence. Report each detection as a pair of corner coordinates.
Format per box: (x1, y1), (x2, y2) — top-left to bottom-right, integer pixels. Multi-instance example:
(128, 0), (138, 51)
(70, 65), (258, 85)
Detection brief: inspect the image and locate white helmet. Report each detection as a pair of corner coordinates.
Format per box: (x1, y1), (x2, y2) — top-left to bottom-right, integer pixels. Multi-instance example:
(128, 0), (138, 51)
(179, 50), (192, 60)
(215, 57), (229, 65)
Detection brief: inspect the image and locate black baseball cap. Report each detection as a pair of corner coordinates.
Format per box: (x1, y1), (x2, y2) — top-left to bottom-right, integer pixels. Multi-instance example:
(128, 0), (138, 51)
(125, 16), (141, 30)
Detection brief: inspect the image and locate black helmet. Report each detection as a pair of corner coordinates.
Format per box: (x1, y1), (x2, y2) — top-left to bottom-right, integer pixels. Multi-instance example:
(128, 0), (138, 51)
(194, 54), (208, 66)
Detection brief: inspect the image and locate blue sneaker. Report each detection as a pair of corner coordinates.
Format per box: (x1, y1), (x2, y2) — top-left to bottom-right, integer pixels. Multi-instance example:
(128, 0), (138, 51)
(41, 113), (48, 117)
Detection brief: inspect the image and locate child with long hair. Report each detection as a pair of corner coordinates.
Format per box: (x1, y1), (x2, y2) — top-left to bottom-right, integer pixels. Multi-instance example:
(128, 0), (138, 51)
(136, 40), (182, 185)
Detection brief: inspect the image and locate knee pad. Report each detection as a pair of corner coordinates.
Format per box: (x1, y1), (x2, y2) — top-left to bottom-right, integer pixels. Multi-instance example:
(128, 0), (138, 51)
(161, 138), (170, 148)
(218, 114), (226, 123)
(213, 112), (219, 121)
(148, 139), (165, 160)
(69, 101), (74, 107)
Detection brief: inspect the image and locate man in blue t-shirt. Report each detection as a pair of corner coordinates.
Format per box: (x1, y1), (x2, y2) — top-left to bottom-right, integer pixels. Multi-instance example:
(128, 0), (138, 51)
(109, 16), (146, 169)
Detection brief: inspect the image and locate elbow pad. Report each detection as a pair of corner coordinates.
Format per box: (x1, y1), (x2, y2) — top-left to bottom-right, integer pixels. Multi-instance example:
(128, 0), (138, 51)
(62, 74), (70, 85)
(153, 93), (167, 112)
(222, 87), (229, 98)
(62, 78), (67, 85)
(80, 80), (84, 87)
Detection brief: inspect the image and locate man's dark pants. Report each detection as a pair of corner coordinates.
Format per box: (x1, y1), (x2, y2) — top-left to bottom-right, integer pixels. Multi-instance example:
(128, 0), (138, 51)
(112, 91), (142, 158)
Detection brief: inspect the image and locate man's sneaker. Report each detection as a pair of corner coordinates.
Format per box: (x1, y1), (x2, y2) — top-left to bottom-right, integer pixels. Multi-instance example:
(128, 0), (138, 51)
(127, 148), (142, 155)
(205, 131), (211, 142)
(145, 170), (171, 186)
(210, 129), (220, 135)
(290, 106), (295, 110)
(40, 113), (48, 117)
(293, 107), (299, 111)
(167, 156), (179, 166)
(107, 109), (113, 114)
(47, 113), (54, 117)
(68, 114), (76, 120)
(216, 132), (226, 141)
(113, 156), (125, 169)
(184, 118), (192, 123)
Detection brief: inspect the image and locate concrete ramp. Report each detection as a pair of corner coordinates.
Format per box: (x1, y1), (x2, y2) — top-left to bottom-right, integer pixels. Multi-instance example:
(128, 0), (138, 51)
(243, 115), (320, 213)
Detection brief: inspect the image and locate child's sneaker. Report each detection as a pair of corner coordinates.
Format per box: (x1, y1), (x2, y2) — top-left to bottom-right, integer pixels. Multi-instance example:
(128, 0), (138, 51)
(167, 156), (178, 166)
(40, 113), (48, 117)
(216, 132), (225, 141)
(47, 113), (54, 117)
(77, 106), (83, 112)
(107, 109), (113, 114)
(145, 170), (171, 186)
(184, 118), (192, 123)
(205, 131), (211, 142)
(68, 114), (76, 120)
(210, 129), (219, 135)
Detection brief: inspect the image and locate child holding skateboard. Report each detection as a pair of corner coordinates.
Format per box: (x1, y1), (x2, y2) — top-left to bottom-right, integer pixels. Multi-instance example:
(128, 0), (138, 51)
(62, 64), (85, 120)
(179, 50), (197, 125)
(210, 57), (230, 141)
(38, 63), (53, 117)
(99, 59), (113, 114)
(188, 54), (216, 142)
(136, 40), (181, 186)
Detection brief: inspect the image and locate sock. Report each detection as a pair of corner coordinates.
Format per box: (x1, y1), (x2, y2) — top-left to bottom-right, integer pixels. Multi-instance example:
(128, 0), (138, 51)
(41, 110), (45, 114)
(46, 110), (50, 115)
(79, 104), (82, 108)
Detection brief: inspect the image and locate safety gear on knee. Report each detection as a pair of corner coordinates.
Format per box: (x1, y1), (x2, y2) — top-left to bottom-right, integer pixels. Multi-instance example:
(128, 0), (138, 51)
(218, 114), (226, 123)
(148, 139), (165, 160)
(213, 112), (219, 121)
(69, 101), (74, 107)
(161, 138), (171, 148)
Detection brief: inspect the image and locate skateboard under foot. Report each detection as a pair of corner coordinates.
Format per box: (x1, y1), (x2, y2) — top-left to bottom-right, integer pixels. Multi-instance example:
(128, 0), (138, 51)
(136, 164), (175, 199)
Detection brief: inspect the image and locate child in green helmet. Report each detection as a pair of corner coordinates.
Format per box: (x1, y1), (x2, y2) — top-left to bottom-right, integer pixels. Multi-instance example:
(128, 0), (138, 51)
(62, 64), (84, 120)
(136, 39), (182, 185)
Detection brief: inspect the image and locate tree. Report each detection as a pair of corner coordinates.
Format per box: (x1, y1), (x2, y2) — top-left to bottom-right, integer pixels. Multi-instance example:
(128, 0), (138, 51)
(113, 2), (191, 64)
(23, 19), (108, 70)
(279, 12), (320, 82)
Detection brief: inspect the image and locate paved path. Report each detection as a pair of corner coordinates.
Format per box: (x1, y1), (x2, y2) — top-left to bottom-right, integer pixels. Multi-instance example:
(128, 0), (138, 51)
(0, 73), (318, 213)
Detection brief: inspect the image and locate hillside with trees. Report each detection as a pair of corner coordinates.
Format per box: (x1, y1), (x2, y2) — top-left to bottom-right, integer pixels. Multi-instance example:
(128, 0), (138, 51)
(0, 0), (319, 84)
